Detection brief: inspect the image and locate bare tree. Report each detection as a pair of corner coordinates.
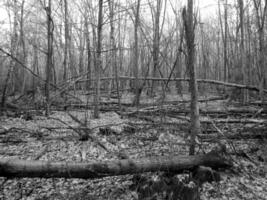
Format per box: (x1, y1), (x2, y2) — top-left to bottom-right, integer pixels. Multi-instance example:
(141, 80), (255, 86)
(1, 0), (18, 109)
(84, 6), (92, 91)
(150, 0), (161, 96)
(78, 17), (85, 78)
(18, 0), (26, 93)
(132, 0), (141, 106)
(238, 0), (248, 102)
(45, 0), (53, 116)
(183, 0), (201, 155)
(93, 0), (103, 118)
(253, 0), (267, 101)
(108, 0), (121, 111)
(63, 0), (69, 83)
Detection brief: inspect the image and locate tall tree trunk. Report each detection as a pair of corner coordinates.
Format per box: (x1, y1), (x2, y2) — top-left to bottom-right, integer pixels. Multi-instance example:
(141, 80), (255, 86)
(150, 0), (161, 96)
(12, 0), (19, 93)
(175, 12), (184, 96)
(183, 0), (201, 155)
(253, 0), (267, 102)
(224, 0), (228, 85)
(19, 0), (26, 93)
(63, 0), (69, 83)
(45, 0), (53, 116)
(238, 0), (248, 102)
(246, 7), (252, 95)
(84, 12), (91, 91)
(1, 0), (18, 109)
(32, 21), (39, 102)
(108, 0), (121, 112)
(79, 17), (84, 77)
(94, 0), (103, 118)
(78, 17), (85, 90)
(132, 0), (141, 106)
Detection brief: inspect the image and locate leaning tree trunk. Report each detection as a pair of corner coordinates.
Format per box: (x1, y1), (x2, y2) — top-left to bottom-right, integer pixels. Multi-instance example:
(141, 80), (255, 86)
(0, 152), (231, 179)
(183, 0), (201, 155)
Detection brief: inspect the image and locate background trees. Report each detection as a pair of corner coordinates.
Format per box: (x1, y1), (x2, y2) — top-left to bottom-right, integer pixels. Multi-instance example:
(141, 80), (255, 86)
(0, 0), (266, 111)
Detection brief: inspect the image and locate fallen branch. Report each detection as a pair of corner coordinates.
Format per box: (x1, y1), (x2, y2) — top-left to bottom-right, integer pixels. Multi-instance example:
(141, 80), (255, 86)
(77, 76), (267, 94)
(0, 152), (231, 179)
(199, 131), (267, 140)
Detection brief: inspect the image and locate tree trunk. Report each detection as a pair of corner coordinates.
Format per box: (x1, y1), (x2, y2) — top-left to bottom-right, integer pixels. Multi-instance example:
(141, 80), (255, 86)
(183, 0), (201, 155)
(79, 17), (84, 78)
(84, 9), (92, 91)
(94, 0), (103, 118)
(45, 0), (53, 116)
(32, 23), (39, 102)
(238, 0), (248, 103)
(150, 0), (161, 96)
(224, 0), (228, 85)
(0, 152), (231, 179)
(132, 0), (141, 106)
(175, 17), (184, 96)
(108, 0), (121, 112)
(63, 0), (69, 83)
(253, 0), (267, 102)
(18, 0), (26, 93)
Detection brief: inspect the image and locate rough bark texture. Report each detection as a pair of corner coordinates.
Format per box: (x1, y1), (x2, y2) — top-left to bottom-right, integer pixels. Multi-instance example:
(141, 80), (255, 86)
(183, 0), (201, 155)
(45, 0), (53, 116)
(132, 0), (141, 106)
(94, 0), (103, 118)
(0, 152), (231, 179)
(150, 0), (161, 96)
(108, 0), (121, 112)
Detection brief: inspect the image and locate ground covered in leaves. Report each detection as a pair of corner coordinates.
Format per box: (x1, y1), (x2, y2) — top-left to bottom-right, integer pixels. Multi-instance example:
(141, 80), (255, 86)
(0, 92), (266, 200)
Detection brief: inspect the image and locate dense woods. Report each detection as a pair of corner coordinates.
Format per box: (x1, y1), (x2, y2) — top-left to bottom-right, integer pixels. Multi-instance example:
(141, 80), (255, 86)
(0, 0), (266, 101)
(0, 0), (266, 199)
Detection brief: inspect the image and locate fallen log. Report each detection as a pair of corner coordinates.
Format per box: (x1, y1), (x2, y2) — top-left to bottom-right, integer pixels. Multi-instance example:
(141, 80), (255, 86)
(199, 131), (267, 140)
(0, 152), (231, 179)
(77, 76), (267, 93)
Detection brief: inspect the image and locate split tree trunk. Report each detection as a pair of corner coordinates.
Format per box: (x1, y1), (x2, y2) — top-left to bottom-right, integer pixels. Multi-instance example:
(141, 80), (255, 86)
(0, 152), (231, 179)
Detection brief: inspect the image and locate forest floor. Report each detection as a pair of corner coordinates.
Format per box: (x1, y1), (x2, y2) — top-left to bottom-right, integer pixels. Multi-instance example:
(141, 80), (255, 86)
(0, 91), (266, 200)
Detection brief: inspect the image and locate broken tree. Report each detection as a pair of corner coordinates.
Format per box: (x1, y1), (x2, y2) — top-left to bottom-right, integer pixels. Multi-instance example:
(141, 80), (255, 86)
(0, 152), (231, 179)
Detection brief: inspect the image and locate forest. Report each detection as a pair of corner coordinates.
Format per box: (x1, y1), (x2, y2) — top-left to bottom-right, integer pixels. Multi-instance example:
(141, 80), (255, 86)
(0, 0), (266, 199)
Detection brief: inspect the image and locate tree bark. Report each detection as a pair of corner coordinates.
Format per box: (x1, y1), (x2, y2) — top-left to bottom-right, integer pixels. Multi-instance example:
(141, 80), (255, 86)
(132, 0), (141, 106)
(224, 0), (228, 85)
(150, 0), (161, 96)
(45, 0), (53, 116)
(183, 0), (201, 155)
(108, 0), (121, 112)
(0, 152), (231, 179)
(253, 0), (267, 102)
(94, 0), (103, 118)
(84, 7), (92, 91)
(63, 0), (69, 83)
(238, 0), (248, 103)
